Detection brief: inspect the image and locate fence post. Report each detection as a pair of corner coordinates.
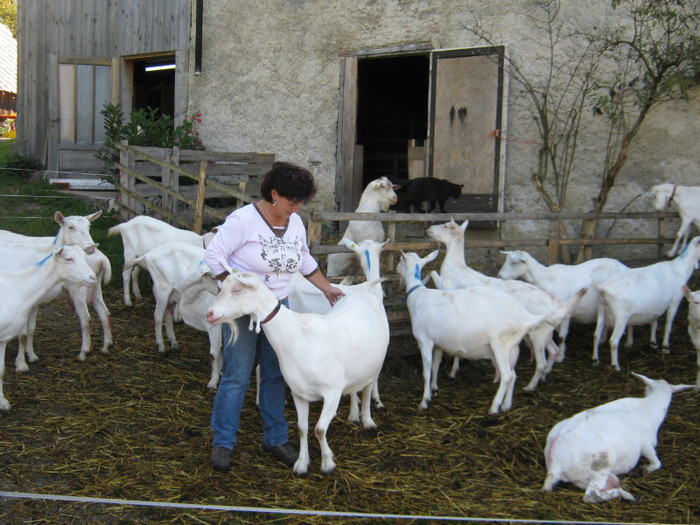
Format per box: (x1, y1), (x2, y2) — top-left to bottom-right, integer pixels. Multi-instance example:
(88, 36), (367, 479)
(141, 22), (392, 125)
(237, 181), (247, 209)
(163, 146), (178, 216)
(547, 219), (559, 265)
(119, 140), (135, 220)
(657, 216), (666, 259)
(307, 201), (322, 249)
(386, 217), (397, 274)
(193, 161), (207, 234)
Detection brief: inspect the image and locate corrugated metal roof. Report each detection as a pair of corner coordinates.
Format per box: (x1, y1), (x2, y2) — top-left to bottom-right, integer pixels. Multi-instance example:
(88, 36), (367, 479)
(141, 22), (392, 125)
(0, 24), (17, 94)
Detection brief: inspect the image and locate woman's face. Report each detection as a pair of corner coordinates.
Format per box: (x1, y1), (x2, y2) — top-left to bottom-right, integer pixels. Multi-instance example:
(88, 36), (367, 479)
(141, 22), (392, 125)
(270, 190), (302, 218)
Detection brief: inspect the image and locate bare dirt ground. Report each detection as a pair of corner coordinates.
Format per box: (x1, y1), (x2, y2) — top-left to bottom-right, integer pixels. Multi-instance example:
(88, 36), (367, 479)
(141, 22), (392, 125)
(1, 283), (699, 524)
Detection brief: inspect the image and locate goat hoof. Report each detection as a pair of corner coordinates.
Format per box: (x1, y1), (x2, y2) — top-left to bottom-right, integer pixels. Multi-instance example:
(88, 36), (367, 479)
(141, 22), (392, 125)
(661, 346), (670, 355)
(15, 364), (29, 374)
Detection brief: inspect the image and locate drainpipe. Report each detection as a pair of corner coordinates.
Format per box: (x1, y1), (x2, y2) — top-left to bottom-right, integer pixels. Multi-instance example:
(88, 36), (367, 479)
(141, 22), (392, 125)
(194, 0), (203, 75)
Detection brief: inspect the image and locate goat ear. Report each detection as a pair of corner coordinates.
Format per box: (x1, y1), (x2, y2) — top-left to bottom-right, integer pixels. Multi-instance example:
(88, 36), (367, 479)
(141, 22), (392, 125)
(425, 250), (440, 263)
(235, 272), (259, 288)
(54, 211), (66, 225)
(631, 372), (653, 387)
(671, 383), (696, 393)
(339, 237), (357, 250)
(87, 210), (102, 222)
(460, 219), (469, 231)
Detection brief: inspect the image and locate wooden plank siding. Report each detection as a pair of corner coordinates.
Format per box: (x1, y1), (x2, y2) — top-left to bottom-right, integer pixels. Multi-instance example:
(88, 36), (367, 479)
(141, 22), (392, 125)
(16, 0), (192, 168)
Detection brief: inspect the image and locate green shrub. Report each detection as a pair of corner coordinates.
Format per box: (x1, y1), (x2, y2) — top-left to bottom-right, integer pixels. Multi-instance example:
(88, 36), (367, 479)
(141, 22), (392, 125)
(95, 103), (204, 182)
(0, 152), (43, 179)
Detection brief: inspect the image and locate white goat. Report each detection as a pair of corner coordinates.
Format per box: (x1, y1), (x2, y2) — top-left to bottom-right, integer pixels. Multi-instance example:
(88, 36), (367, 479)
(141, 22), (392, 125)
(172, 261), (223, 390)
(593, 236), (700, 371)
(543, 372), (695, 503)
(649, 183), (700, 257)
(0, 210), (102, 246)
(498, 249), (629, 361)
(0, 245), (97, 411)
(206, 270), (389, 475)
(0, 241), (112, 366)
(107, 215), (216, 306)
(289, 237), (388, 420)
(426, 219), (583, 390)
(397, 250), (553, 413)
(326, 177), (398, 277)
(681, 285), (700, 388)
(123, 241), (205, 355)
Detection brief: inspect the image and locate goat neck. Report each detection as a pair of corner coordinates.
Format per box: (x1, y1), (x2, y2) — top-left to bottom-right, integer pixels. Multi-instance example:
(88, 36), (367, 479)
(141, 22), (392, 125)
(670, 237), (700, 283)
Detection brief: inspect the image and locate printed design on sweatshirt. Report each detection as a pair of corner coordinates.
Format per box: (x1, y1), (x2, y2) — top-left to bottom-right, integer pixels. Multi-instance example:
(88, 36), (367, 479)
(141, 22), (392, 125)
(258, 233), (302, 280)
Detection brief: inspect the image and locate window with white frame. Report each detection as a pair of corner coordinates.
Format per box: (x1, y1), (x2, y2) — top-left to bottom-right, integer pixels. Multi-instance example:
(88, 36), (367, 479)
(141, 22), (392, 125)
(59, 60), (111, 144)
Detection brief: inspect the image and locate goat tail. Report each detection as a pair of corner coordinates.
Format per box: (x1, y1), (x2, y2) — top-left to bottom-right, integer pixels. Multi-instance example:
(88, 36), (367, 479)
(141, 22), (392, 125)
(592, 280), (608, 305)
(101, 256), (112, 285)
(106, 224), (123, 237)
(92, 250), (113, 285)
(123, 254), (146, 272)
(552, 286), (588, 326)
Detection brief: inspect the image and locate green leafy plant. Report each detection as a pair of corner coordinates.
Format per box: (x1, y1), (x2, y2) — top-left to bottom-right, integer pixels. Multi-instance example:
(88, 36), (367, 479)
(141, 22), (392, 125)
(0, 152), (43, 179)
(95, 103), (204, 181)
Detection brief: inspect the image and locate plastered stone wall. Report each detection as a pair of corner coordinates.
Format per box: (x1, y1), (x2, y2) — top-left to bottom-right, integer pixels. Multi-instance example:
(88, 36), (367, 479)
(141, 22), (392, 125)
(188, 0), (699, 258)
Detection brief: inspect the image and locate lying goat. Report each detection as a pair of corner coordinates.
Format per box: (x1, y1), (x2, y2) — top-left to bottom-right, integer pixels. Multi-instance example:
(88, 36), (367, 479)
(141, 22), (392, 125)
(543, 373), (694, 503)
(206, 269), (389, 475)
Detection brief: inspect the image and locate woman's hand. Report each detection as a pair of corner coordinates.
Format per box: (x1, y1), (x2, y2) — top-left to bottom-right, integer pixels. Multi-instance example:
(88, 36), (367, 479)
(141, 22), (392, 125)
(324, 286), (346, 307)
(305, 270), (346, 306)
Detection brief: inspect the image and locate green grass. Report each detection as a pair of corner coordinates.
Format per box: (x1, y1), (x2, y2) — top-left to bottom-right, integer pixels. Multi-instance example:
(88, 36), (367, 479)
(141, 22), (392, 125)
(0, 138), (124, 289)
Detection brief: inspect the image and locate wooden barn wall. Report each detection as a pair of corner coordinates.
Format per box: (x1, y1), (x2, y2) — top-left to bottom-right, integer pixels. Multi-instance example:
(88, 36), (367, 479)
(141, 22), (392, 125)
(15, 0), (191, 164)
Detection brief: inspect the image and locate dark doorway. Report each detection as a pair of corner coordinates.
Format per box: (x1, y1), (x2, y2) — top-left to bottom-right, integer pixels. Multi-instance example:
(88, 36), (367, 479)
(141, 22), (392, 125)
(356, 55), (429, 189)
(132, 56), (176, 118)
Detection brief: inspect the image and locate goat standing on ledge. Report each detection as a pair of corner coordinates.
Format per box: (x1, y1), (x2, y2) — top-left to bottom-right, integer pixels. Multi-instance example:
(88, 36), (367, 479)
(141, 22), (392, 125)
(326, 176), (398, 277)
(206, 270), (389, 475)
(648, 183), (700, 257)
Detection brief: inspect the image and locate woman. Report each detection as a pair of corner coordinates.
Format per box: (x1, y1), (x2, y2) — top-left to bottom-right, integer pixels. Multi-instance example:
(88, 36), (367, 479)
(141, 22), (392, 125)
(203, 161), (344, 471)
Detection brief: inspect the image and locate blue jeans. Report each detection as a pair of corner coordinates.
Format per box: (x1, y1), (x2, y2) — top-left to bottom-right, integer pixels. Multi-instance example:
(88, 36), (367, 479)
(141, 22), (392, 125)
(211, 310), (290, 450)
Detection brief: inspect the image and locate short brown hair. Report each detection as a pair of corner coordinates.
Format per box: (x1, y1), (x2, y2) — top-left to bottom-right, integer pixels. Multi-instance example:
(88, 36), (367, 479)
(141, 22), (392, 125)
(260, 162), (317, 204)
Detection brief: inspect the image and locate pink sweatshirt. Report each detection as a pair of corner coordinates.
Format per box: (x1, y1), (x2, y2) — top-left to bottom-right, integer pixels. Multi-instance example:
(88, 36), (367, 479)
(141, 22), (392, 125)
(203, 203), (319, 300)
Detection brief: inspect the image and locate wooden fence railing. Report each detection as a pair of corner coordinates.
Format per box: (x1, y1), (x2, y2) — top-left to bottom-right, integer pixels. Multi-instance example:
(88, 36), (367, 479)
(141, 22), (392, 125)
(307, 207), (679, 265)
(306, 206), (682, 333)
(113, 141), (273, 231)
